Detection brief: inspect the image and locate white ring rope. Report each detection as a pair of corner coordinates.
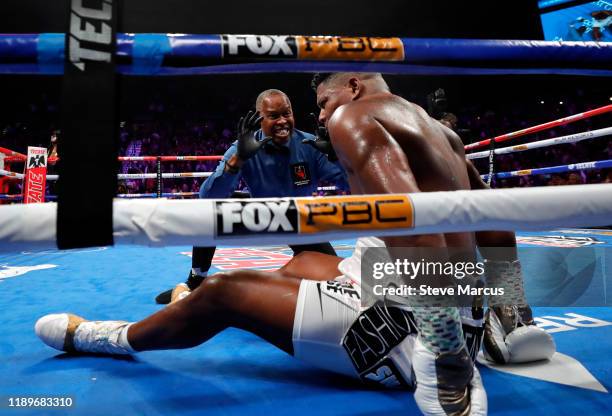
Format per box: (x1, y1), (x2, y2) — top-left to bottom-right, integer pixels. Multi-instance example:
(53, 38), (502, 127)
(466, 126), (612, 160)
(116, 192), (199, 198)
(0, 169), (23, 179)
(117, 172), (213, 180)
(1, 184), (611, 251)
(0, 171), (213, 181)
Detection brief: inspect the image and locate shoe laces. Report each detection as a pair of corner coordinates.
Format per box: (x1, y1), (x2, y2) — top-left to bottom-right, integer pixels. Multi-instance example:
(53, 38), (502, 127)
(512, 305), (521, 328)
(80, 321), (128, 354)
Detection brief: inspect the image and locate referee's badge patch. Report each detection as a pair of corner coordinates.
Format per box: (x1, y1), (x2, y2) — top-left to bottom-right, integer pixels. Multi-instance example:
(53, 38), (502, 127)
(291, 163), (311, 186)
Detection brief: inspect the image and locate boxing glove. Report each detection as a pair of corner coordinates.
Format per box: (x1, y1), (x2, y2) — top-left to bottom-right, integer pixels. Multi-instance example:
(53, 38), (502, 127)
(412, 337), (487, 416)
(483, 305), (555, 364)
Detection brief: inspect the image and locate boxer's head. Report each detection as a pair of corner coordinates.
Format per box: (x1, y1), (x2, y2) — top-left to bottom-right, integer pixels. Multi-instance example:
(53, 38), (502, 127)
(312, 72), (388, 127)
(256, 89), (294, 144)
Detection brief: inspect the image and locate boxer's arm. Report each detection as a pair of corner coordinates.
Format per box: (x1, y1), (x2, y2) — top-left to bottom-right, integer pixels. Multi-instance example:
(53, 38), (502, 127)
(328, 108), (445, 248)
(465, 158), (489, 191)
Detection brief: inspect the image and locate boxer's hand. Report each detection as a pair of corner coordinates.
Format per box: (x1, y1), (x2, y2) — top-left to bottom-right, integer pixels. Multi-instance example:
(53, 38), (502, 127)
(302, 113), (338, 162)
(483, 305), (555, 364)
(235, 110), (272, 162)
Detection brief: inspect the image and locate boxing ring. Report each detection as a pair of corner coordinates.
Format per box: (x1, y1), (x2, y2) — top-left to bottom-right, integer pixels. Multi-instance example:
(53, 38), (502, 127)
(1, 30), (612, 416)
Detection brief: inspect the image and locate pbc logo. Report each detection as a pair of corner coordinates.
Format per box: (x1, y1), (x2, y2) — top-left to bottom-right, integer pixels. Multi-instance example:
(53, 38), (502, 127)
(215, 200), (298, 236)
(297, 36), (404, 61)
(296, 195), (413, 233)
(222, 35), (297, 58)
(28, 155), (46, 168)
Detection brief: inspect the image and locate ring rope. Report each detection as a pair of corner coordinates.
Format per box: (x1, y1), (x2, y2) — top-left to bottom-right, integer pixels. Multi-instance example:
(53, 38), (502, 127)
(116, 192), (199, 199)
(0, 184), (610, 251)
(482, 159), (612, 181)
(1, 34), (611, 76)
(119, 156), (223, 162)
(1, 186), (339, 200)
(0, 169), (23, 179)
(467, 126), (612, 160)
(464, 104), (612, 151)
(0, 171), (213, 181)
(0, 193), (201, 201)
(117, 172), (213, 180)
(0, 194), (25, 201)
(0, 146), (25, 158)
(2, 154), (223, 164)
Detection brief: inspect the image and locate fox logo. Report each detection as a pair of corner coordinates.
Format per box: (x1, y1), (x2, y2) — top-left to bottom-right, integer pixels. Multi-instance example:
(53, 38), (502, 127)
(222, 35), (297, 58)
(215, 200), (298, 236)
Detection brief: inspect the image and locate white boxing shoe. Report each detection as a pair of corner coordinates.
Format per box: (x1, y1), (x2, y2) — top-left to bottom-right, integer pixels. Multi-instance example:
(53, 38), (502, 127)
(35, 313), (134, 355)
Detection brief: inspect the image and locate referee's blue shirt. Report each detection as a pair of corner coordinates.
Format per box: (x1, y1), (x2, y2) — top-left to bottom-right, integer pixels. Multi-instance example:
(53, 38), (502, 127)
(200, 129), (347, 198)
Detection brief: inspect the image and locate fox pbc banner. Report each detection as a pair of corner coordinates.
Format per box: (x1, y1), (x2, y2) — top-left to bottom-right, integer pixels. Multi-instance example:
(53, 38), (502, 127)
(213, 195), (414, 238)
(22, 146), (47, 204)
(221, 35), (404, 61)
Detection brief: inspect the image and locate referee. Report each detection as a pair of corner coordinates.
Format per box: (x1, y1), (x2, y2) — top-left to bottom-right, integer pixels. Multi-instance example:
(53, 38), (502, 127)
(156, 89), (348, 303)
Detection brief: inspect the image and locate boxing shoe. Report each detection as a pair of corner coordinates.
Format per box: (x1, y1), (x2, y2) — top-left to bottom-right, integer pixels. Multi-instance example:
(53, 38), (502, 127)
(483, 305), (555, 364)
(155, 271), (205, 304)
(170, 283), (192, 303)
(35, 313), (134, 355)
(413, 337), (487, 416)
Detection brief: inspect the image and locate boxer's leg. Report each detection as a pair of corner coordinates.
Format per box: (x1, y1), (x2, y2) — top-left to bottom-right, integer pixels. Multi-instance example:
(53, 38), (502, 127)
(131, 270), (302, 353)
(37, 260), (341, 355)
(278, 251), (342, 281)
(289, 242), (337, 256)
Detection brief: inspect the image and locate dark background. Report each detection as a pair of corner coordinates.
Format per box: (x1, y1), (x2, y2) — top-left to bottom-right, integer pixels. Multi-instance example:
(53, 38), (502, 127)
(0, 0), (561, 127)
(1, 0), (609, 188)
(0, 0), (550, 118)
(0, 0), (542, 135)
(2, 0), (543, 38)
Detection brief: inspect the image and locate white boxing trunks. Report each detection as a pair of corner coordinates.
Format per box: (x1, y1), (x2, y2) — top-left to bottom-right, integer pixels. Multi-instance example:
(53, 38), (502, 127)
(292, 237), (419, 388)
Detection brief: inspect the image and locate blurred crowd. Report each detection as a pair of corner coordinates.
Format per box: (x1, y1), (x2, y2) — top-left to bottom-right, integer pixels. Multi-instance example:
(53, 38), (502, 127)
(460, 99), (612, 188)
(1, 87), (610, 198)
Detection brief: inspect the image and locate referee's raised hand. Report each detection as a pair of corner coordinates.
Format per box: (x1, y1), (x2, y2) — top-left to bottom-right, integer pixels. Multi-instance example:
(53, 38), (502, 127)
(236, 110), (273, 162)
